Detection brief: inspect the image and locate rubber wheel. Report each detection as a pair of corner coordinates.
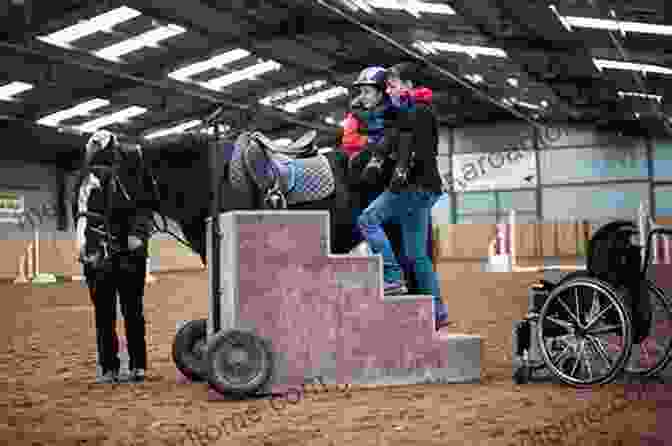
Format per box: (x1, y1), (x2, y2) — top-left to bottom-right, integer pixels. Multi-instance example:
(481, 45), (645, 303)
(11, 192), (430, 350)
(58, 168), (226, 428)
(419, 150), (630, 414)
(206, 329), (274, 399)
(172, 319), (209, 382)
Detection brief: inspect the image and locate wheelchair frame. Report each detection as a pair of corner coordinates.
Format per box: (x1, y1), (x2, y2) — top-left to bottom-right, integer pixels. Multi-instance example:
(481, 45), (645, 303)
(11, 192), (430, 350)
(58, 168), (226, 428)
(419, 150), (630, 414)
(512, 221), (672, 386)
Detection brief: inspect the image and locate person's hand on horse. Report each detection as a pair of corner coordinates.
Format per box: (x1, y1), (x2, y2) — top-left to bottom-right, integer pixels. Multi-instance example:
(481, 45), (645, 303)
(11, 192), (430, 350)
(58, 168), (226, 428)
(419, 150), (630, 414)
(388, 165), (409, 193)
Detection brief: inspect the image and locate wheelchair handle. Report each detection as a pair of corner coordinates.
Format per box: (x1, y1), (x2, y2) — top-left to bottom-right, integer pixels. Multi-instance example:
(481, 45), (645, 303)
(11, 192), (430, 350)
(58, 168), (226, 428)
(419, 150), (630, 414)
(642, 227), (672, 276)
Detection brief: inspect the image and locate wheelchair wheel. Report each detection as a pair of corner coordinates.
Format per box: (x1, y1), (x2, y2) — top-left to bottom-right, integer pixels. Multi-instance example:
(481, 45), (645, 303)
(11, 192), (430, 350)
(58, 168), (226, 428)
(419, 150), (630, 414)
(537, 276), (633, 386)
(624, 280), (672, 377)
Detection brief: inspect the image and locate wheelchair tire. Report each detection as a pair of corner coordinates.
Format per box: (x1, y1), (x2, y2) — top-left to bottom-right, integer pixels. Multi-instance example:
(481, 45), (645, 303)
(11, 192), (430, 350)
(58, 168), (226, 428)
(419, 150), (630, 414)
(537, 276), (633, 386)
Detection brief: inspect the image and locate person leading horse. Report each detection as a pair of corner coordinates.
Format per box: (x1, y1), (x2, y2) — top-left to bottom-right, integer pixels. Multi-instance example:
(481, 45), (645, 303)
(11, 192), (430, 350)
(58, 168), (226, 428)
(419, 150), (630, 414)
(75, 130), (159, 383)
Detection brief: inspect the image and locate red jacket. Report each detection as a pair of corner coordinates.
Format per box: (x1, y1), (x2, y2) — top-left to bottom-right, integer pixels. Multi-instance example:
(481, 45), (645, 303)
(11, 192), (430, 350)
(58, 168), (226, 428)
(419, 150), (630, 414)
(340, 87), (433, 160)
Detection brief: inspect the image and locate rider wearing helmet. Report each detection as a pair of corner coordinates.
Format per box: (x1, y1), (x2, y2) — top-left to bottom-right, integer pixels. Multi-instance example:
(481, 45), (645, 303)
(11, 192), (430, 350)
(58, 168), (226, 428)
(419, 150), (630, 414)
(342, 66), (395, 160)
(356, 62), (450, 330)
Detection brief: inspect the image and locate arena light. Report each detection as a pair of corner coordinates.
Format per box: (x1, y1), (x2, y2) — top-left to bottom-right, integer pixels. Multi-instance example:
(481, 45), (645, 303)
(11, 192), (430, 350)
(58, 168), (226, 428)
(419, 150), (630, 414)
(74, 106), (148, 133)
(36, 98), (110, 128)
(94, 24), (186, 62)
(562, 15), (672, 37)
(282, 86), (349, 113)
(618, 91), (663, 102)
(168, 48), (251, 83)
(37, 6), (142, 49)
(413, 41), (508, 58)
(143, 119), (203, 140)
(202, 60), (282, 91)
(0, 81), (34, 101)
(593, 59), (672, 76)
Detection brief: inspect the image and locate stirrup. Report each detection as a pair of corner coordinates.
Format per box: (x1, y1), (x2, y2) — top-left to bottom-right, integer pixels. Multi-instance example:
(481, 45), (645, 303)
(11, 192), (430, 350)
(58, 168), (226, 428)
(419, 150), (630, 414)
(264, 184), (287, 209)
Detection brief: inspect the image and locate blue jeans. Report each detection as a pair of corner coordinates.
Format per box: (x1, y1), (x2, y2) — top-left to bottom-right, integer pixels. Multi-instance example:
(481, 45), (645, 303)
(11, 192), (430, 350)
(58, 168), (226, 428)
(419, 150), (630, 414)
(351, 188), (382, 245)
(357, 189), (446, 319)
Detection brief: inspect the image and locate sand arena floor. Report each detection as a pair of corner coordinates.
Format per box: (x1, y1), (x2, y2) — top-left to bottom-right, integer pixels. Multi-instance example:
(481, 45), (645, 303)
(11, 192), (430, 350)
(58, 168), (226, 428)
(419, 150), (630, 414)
(0, 270), (665, 446)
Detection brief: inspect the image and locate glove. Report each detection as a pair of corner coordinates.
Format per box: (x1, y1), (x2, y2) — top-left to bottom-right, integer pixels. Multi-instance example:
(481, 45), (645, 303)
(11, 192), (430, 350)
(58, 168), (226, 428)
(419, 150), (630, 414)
(388, 165), (409, 193)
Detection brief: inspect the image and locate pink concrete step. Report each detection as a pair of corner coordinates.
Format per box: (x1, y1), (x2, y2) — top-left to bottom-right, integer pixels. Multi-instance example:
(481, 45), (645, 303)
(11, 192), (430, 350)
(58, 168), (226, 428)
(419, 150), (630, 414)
(178, 211), (482, 394)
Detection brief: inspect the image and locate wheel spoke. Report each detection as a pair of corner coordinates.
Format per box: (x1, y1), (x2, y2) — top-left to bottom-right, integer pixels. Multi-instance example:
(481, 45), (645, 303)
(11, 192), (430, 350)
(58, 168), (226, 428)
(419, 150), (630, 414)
(545, 316), (573, 331)
(550, 342), (573, 367)
(575, 288), (582, 326)
(586, 324), (622, 336)
(588, 290), (601, 324)
(580, 340), (594, 380)
(586, 334), (613, 369)
(584, 301), (616, 331)
(558, 295), (582, 328)
(570, 348), (581, 377)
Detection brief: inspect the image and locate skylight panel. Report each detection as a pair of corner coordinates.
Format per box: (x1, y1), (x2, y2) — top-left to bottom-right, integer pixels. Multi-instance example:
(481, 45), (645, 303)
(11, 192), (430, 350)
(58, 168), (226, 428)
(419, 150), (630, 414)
(201, 60), (282, 91)
(74, 106), (148, 133)
(618, 91), (663, 102)
(36, 98), (110, 128)
(259, 80), (328, 106)
(338, 0), (455, 17)
(564, 16), (672, 37)
(143, 119), (203, 139)
(594, 59), (672, 76)
(94, 24), (186, 62)
(281, 86), (349, 113)
(413, 41), (507, 58)
(167, 49), (251, 82)
(37, 6), (142, 49)
(0, 81), (34, 101)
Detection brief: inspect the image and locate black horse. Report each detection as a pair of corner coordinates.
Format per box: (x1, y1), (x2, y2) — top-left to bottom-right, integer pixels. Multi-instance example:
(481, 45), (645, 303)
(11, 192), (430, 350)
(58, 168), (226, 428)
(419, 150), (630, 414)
(75, 130), (419, 283)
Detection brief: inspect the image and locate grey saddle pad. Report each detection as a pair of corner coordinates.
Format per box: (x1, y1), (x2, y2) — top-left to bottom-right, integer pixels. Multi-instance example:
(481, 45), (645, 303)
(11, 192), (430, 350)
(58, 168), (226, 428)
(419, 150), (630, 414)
(230, 137), (335, 205)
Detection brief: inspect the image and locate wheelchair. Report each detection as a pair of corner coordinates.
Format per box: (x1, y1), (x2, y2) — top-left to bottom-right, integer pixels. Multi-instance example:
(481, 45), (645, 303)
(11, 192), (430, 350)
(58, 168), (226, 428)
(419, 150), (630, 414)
(512, 220), (672, 386)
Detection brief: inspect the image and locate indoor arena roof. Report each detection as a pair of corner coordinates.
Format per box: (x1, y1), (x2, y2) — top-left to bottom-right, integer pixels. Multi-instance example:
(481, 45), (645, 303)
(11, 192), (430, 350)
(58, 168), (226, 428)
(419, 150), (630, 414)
(0, 0), (670, 164)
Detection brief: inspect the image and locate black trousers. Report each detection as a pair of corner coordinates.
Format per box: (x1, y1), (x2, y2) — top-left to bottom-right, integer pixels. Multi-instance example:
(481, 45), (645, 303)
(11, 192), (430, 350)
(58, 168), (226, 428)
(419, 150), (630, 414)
(84, 251), (148, 374)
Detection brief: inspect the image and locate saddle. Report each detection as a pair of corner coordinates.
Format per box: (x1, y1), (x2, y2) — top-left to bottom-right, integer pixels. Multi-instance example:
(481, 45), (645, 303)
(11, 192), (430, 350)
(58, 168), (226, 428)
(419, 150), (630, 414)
(230, 131), (335, 209)
(249, 130), (319, 159)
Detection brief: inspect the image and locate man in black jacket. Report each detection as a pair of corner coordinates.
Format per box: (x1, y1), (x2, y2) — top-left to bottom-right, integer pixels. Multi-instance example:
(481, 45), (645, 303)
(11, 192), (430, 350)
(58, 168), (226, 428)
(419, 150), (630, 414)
(357, 62), (451, 330)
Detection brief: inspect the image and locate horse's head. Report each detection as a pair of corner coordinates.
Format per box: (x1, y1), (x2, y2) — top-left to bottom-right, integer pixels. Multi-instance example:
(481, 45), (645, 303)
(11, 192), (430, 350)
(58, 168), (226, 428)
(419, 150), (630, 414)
(83, 129), (119, 167)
